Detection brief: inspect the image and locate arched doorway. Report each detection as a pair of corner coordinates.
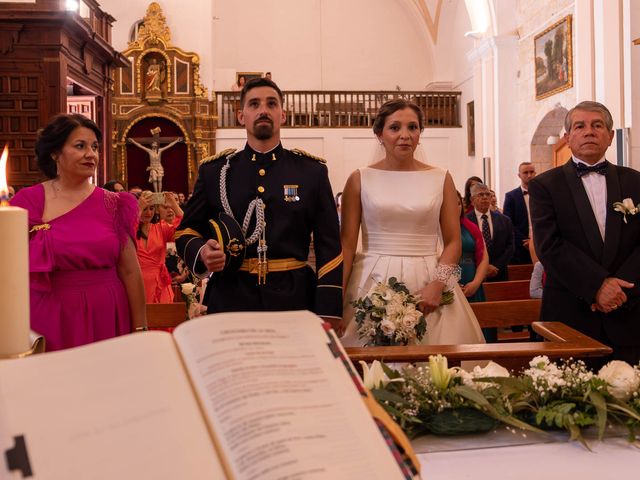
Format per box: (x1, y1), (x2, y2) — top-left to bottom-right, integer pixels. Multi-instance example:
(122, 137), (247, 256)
(530, 106), (567, 173)
(126, 117), (189, 195)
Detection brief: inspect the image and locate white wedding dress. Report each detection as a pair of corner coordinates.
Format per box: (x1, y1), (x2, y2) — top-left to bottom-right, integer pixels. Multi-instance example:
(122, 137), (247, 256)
(341, 167), (485, 346)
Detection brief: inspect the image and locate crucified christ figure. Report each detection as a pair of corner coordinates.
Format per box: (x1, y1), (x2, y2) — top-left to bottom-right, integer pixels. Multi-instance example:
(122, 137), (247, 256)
(128, 135), (183, 192)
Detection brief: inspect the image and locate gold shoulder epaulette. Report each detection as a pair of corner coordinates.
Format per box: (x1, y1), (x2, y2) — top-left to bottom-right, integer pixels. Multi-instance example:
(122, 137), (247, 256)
(200, 148), (237, 165)
(290, 148), (327, 164)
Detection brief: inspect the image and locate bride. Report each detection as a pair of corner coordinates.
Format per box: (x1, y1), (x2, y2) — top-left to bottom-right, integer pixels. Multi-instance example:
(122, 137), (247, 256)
(340, 99), (485, 346)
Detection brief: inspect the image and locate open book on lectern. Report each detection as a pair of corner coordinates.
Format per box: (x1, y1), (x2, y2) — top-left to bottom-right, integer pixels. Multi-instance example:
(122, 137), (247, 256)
(0, 310), (417, 480)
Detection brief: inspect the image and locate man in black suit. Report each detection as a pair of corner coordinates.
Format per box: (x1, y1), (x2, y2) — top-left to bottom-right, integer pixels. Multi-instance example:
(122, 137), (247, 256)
(503, 162), (536, 264)
(466, 183), (515, 282)
(529, 101), (640, 365)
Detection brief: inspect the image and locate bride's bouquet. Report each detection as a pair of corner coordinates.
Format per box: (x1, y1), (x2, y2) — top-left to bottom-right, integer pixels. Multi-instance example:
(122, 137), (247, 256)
(352, 277), (427, 346)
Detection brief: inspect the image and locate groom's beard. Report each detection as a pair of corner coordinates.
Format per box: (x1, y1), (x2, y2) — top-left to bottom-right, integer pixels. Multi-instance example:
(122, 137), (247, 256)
(254, 117), (274, 140)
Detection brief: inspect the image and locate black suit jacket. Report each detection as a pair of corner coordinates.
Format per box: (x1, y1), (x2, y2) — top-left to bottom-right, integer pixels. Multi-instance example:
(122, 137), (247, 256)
(503, 187), (532, 264)
(466, 210), (515, 281)
(529, 161), (640, 347)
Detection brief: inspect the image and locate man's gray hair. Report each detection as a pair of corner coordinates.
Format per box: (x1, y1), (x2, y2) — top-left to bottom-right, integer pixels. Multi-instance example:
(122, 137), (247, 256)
(564, 101), (614, 133)
(470, 183), (490, 197)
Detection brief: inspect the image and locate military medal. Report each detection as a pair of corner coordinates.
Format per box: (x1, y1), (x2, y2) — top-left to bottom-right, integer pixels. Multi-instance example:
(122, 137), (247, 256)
(283, 184), (300, 202)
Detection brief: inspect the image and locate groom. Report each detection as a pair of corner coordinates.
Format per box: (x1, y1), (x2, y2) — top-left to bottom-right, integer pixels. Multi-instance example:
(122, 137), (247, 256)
(529, 101), (640, 365)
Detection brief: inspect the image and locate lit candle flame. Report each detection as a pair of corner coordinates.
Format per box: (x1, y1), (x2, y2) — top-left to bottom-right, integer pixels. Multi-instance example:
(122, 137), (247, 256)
(0, 144), (9, 206)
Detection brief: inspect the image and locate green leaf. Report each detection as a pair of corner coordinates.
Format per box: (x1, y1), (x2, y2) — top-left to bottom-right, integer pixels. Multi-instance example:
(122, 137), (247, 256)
(588, 390), (607, 440)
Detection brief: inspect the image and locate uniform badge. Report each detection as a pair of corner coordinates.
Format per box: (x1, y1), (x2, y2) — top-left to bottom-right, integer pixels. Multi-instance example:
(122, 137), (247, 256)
(283, 184), (300, 202)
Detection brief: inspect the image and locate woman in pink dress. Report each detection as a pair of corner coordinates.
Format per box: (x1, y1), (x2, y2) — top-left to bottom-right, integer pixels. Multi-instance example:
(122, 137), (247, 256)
(136, 191), (183, 303)
(10, 114), (146, 351)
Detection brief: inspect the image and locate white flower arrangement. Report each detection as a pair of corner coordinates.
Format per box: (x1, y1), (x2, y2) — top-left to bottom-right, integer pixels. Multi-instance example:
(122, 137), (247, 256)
(352, 277), (426, 346)
(366, 355), (640, 446)
(613, 198), (640, 223)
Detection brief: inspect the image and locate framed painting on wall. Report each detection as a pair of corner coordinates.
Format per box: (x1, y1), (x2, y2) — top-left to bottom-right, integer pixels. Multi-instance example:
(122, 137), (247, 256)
(534, 15), (573, 100)
(467, 101), (475, 156)
(236, 72), (263, 84)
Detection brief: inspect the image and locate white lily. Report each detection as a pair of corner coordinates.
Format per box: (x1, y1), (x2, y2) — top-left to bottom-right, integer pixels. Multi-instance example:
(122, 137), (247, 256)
(429, 354), (452, 390)
(359, 360), (401, 390)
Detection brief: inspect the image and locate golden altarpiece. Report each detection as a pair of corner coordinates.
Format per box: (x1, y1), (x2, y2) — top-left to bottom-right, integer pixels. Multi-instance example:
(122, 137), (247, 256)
(111, 2), (216, 194)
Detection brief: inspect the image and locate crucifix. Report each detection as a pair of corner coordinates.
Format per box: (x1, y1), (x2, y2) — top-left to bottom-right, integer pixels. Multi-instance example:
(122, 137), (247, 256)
(127, 127), (183, 193)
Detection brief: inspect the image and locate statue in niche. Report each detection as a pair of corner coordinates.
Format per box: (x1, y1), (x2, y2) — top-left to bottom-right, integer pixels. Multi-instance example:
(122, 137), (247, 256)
(145, 58), (165, 94)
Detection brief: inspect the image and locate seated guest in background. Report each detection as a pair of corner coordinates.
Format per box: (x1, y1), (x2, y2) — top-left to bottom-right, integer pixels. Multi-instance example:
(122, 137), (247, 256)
(8, 185), (15, 199)
(530, 100), (640, 365)
(137, 190), (183, 303)
(529, 262), (545, 299)
(528, 231), (545, 299)
(177, 192), (186, 208)
(129, 185), (142, 198)
(466, 183), (514, 282)
(457, 191), (488, 303)
(10, 113), (145, 350)
(463, 176), (483, 213)
(103, 179), (125, 192)
(503, 162), (536, 264)
(489, 189), (502, 213)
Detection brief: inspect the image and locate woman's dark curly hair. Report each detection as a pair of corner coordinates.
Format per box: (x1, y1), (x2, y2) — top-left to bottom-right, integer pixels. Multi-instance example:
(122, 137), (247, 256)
(35, 114), (102, 179)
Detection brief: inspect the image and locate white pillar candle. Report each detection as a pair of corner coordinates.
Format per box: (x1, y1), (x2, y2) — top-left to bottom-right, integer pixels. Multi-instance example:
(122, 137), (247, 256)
(0, 204), (30, 355)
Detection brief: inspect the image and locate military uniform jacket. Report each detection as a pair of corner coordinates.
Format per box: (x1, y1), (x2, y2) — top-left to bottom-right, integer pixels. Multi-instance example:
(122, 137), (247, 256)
(176, 143), (343, 318)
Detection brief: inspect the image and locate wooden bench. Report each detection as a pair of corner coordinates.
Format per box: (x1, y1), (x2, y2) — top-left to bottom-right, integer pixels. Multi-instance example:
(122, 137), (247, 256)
(345, 322), (611, 372)
(507, 264), (534, 280)
(470, 299), (540, 328)
(146, 302), (187, 330)
(482, 280), (531, 301)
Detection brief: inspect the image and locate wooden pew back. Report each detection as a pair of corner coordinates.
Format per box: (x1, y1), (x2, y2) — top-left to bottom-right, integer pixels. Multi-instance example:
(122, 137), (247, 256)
(482, 280), (531, 301)
(471, 299), (540, 328)
(507, 264), (534, 280)
(146, 302), (187, 329)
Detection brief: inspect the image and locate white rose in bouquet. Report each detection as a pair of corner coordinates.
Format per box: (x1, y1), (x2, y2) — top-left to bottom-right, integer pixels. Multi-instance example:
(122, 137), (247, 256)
(372, 294), (385, 308)
(181, 282), (196, 296)
(380, 319), (396, 337)
(598, 360), (640, 401)
(401, 309), (419, 329)
(385, 301), (402, 319)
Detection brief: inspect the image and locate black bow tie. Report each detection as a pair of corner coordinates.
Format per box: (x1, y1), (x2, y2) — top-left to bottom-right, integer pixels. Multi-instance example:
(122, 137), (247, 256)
(574, 161), (608, 178)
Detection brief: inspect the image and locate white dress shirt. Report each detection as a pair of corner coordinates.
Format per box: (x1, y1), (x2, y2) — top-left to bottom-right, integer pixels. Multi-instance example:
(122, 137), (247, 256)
(521, 186), (532, 233)
(474, 208), (493, 238)
(573, 155), (607, 240)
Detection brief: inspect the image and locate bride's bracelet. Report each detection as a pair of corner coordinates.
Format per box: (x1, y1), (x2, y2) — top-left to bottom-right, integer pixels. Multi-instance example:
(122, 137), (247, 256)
(434, 264), (461, 290)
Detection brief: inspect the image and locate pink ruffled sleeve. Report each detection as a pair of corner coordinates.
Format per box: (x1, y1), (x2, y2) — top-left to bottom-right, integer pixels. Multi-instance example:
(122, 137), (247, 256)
(104, 190), (139, 249)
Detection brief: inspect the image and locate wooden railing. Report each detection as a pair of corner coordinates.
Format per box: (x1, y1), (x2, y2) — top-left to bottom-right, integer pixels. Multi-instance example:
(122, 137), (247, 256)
(346, 322), (612, 372)
(215, 90), (461, 129)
